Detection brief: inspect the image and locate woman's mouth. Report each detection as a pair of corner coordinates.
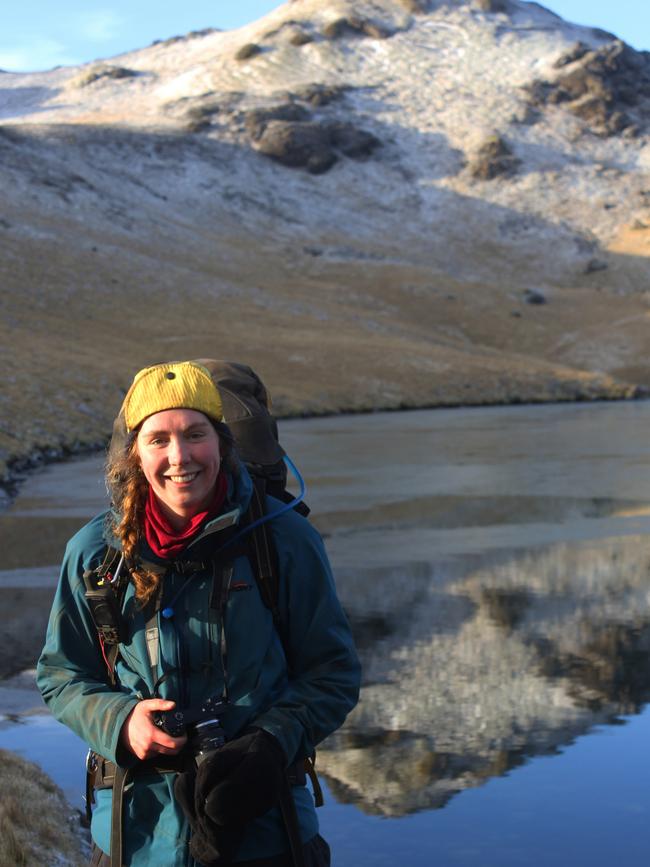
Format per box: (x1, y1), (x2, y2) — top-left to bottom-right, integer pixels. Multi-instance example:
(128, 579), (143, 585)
(166, 471), (200, 483)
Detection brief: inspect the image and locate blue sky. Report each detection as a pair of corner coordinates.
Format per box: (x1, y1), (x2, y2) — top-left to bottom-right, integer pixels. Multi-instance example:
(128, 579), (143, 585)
(0, 1), (648, 73)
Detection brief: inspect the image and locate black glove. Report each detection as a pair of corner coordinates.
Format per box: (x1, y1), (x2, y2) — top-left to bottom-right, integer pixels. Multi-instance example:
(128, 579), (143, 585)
(174, 728), (286, 866)
(175, 769), (244, 867)
(198, 727), (286, 828)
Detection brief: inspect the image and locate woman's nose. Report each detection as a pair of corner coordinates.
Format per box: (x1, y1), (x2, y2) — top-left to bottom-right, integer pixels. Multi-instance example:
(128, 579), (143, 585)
(168, 436), (190, 466)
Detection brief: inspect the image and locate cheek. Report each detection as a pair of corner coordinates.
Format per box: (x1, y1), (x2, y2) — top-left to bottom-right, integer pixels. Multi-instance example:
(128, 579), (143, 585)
(198, 440), (221, 470)
(206, 450), (221, 472)
(136, 451), (157, 487)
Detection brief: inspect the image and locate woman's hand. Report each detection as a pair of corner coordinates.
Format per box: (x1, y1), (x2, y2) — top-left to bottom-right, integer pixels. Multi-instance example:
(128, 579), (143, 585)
(120, 699), (188, 760)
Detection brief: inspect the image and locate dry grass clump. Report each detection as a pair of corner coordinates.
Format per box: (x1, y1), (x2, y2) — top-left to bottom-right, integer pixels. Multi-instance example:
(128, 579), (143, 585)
(0, 749), (86, 866)
(235, 43), (263, 61)
(72, 64), (138, 88)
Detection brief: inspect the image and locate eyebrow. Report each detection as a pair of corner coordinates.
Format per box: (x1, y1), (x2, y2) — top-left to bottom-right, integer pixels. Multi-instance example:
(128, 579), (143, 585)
(142, 421), (212, 437)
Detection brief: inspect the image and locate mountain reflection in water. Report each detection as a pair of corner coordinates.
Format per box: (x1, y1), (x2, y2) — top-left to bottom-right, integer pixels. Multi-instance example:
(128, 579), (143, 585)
(318, 537), (650, 817)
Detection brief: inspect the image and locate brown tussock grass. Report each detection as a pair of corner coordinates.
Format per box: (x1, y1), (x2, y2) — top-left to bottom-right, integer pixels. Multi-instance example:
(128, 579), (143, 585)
(0, 749), (86, 867)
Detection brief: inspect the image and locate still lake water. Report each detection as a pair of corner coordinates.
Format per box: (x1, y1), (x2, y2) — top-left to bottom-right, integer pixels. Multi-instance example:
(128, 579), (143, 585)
(3, 401), (650, 865)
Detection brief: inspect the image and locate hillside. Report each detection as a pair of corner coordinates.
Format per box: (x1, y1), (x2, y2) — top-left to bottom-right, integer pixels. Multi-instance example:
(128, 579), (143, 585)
(1, 0), (650, 479)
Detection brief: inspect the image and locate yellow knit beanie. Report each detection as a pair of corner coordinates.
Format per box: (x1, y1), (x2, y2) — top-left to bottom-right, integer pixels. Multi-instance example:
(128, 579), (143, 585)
(122, 361), (224, 431)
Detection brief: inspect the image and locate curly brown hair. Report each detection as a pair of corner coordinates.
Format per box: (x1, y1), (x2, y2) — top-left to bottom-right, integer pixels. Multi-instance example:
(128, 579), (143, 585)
(105, 420), (235, 607)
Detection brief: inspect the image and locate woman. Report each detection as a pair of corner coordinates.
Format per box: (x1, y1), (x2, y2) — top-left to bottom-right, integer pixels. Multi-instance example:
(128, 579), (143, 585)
(37, 360), (361, 867)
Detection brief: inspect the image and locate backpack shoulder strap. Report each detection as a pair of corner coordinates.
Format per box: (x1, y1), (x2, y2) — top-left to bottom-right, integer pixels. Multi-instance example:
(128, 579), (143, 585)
(244, 478), (325, 808)
(245, 477), (292, 667)
(82, 546), (130, 685)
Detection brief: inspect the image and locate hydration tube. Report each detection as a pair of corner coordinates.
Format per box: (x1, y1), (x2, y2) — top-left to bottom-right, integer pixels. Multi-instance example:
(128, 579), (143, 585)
(161, 455), (306, 619)
(194, 454), (306, 559)
(241, 455), (306, 535)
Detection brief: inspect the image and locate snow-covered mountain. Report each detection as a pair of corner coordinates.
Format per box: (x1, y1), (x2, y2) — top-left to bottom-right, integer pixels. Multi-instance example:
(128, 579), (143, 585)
(1, 0), (649, 476)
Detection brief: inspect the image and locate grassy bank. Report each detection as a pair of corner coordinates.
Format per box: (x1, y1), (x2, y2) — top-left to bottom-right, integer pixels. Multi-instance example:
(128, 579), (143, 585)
(0, 750), (87, 866)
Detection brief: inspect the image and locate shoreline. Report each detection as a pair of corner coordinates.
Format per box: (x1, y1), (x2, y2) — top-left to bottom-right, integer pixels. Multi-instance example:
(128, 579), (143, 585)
(2, 386), (647, 509)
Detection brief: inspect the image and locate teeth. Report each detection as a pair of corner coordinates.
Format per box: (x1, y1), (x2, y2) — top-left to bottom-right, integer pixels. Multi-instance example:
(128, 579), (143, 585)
(167, 472), (198, 483)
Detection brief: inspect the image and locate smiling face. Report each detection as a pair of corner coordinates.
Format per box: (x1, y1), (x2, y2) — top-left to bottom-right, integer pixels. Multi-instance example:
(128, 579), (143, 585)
(136, 408), (222, 530)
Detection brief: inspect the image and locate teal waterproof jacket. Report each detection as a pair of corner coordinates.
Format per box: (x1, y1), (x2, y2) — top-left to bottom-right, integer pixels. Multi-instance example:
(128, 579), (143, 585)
(36, 466), (361, 865)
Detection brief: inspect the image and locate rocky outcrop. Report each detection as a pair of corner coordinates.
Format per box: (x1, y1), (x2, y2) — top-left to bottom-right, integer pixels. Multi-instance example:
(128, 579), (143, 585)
(397, 0), (432, 11)
(290, 83), (347, 107)
(288, 29), (314, 46)
(469, 134), (520, 180)
(328, 122), (381, 158)
(72, 65), (138, 87)
(253, 119), (380, 173)
(254, 120), (338, 173)
(526, 40), (650, 136)
(244, 104), (312, 141)
(239, 85), (380, 173)
(151, 28), (218, 48)
(235, 43), (263, 61)
(322, 16), (393, 40)
(553, 41), (590, 69)
(474, 0), (513, 13)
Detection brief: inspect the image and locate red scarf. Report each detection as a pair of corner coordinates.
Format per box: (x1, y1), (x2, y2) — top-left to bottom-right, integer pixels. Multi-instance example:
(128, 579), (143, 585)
(143, 471), (228, 560)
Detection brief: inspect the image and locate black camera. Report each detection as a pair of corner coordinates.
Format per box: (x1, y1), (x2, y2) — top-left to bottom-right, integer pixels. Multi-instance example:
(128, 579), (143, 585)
(153, 694), (227, 764)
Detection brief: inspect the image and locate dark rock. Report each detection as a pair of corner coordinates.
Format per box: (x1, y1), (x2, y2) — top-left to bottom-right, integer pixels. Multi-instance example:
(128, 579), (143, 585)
(591, 27), (618, 41)
(188, 28), (218, 39)
(253, 118), (381, 173)
(173, 93), (242, 133)
(153, 36), (183, 47)
(570, 98), (630, 135)
(75, 65), (138, 87)
(481, 588), (530, 631)
(398, 0), (430, 12)
(322, 16), (392, 40)
(254, 120), (338, 173)
(553, 42), (590, 69)
(186, 115), (212, 134)
(470, 135), (520, 180)
(525, 40), (650, 136)
(155, 29), (218, 45)
(362, 22), (392, 39)
(184, 101), (223, 133)
(291, 83), (346, 107)
(523, 288), (546, 305)
(475, 0), (512, 12)
(510, 104), (542, 125)
(245, 104), (311, 141)
(328, 122), (381, 159)
(585, 258), (609, 274)
(289, 30), (314, 46)
(235, 43), (262, 61)
(323, 17), (361, 39)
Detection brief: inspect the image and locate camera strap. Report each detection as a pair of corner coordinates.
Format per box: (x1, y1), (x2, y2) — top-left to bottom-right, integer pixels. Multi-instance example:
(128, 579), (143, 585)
(211, 561), (234, 703)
